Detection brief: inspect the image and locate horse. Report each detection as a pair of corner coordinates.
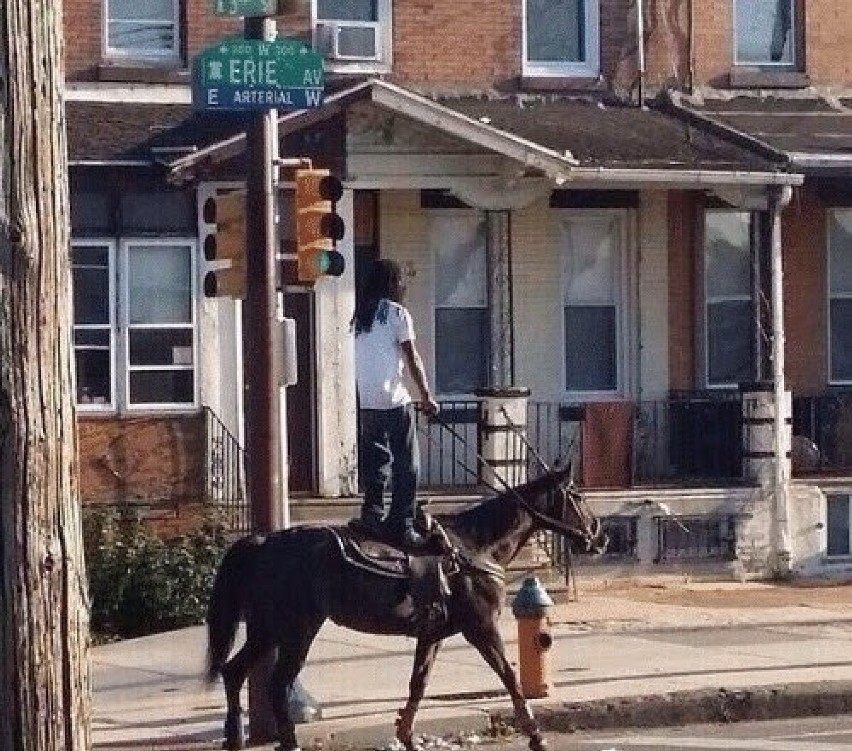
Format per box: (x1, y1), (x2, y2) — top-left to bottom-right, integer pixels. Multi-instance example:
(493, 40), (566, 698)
(205, 462), (606, 751)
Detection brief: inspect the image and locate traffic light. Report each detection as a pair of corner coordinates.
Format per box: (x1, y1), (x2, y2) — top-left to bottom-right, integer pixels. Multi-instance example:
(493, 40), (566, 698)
(294, 168), (345, 283)
(202, 191), (246, 298)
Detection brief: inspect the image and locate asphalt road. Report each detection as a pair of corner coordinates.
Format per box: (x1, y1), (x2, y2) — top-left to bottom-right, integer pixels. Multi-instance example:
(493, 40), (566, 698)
(502, 715), (852, 751)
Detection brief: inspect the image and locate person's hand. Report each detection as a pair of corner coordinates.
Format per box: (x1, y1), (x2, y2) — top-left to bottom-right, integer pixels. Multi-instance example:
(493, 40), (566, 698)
(418, 394), (439, 417)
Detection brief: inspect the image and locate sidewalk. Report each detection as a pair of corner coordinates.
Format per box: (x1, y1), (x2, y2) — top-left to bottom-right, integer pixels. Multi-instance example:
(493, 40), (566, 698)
(91, 579), (852, 749)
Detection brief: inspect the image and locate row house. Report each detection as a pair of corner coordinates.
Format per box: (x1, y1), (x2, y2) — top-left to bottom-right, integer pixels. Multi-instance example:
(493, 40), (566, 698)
(63, 0), (852, 579)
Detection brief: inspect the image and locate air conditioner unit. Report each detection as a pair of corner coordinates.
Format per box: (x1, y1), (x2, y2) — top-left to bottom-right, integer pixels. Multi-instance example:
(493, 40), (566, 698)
(314, 20), (380, 62)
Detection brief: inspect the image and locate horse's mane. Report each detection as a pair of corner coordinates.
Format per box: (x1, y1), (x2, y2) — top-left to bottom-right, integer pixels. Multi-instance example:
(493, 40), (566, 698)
(445, 470), (566, 549)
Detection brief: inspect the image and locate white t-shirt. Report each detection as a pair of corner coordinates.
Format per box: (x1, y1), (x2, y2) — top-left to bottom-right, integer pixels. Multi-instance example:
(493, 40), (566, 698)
(354, 299), (414, 410)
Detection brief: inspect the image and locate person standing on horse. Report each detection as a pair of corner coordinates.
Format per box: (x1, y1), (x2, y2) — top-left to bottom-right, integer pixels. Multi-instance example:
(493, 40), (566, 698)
(352, 258), (439, 548)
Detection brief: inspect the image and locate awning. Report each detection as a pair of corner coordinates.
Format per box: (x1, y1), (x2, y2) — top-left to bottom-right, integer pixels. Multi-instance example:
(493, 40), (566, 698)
(665, 91), (852, 176)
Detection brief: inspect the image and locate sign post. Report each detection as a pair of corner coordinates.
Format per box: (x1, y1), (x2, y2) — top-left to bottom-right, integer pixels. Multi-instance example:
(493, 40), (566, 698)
(194, 8), (324, 744)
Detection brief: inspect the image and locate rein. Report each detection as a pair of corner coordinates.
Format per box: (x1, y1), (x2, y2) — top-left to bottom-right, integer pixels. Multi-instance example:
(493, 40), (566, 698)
(422, 409), (596, 547)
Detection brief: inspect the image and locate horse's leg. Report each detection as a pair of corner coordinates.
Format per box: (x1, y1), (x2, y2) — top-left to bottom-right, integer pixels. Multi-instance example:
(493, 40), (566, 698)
(396, 637), (443, 750)
(220, 637), (270, 750)
(462, 625), (546, 751)
(269, 618), (324, 751)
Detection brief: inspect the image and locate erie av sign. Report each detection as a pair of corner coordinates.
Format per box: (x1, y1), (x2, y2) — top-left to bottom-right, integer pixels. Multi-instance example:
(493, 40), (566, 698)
(193, 38), (324, 110)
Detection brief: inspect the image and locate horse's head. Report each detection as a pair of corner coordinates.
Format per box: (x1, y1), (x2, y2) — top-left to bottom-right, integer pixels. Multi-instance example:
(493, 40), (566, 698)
(537, 462), (608, 554)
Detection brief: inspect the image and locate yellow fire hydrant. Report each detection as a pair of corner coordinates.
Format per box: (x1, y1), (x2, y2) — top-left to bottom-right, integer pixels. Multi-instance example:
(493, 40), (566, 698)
(511, 576), (554, 699)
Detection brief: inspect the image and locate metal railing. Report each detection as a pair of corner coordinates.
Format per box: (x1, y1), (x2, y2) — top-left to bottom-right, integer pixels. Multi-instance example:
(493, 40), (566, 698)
(654, 514), (739, 562)
(633, 392), (743, 484)
(204, 407), (249, 533)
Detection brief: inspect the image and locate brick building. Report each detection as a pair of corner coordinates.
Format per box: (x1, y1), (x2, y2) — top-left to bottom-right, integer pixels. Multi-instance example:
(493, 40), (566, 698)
(64, 0), (852, 578)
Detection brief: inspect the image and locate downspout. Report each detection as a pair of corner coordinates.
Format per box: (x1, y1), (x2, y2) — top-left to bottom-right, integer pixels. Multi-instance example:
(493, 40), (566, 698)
(768, 183), (793, 575)
(636, 0), (646, 104)
(688, 0), (695, 93)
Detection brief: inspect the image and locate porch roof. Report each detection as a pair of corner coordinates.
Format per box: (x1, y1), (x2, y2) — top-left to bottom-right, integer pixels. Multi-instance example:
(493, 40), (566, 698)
(666, 92), (852, 175)
(67, 80), (802, 186)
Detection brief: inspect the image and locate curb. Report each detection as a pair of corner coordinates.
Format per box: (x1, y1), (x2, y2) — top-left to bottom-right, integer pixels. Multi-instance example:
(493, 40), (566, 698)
(309, 680), (852, 749)
(537, 680), (852, 732)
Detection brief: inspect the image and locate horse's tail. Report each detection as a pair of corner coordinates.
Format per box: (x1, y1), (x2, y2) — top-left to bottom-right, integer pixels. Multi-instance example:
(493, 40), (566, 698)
(206, 535), (258, 683)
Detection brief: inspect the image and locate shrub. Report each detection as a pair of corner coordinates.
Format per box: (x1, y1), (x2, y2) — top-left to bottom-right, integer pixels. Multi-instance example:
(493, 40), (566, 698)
(83, 508), (230, 639)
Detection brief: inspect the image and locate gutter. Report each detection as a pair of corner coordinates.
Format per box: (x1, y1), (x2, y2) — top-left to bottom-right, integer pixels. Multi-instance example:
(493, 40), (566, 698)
(568, 166), (802, 186)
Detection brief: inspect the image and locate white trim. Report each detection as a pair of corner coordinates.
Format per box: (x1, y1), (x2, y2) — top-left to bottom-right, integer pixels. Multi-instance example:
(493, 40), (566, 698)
(732, 0), (797, 69)
(102, 0), (181, 63)
(558, 209), (629, 399)
(827, 208), (852, 385)
(522, 0), (600, 79)
(120, 238), (199, 411)
(65, 83), (191, 104)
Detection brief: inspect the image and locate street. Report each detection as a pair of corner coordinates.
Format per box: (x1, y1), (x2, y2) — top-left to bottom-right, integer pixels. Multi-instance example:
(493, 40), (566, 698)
(479, 715), (852, 751)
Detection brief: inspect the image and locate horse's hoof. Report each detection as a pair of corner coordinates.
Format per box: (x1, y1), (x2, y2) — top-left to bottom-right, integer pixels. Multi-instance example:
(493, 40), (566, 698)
(222, 712), (245, 750)
(528, 733), (548, 751)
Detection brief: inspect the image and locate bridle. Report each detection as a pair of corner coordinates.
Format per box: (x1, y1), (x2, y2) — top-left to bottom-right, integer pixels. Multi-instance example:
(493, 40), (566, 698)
(421, 408), (601, 551)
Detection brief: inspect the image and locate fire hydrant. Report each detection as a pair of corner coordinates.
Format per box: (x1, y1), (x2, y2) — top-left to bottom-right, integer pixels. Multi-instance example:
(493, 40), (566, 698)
(511, 576), (554, 699)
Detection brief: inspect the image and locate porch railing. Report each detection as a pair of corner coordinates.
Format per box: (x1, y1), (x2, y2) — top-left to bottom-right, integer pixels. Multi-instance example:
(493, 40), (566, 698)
(792, 390), (852, 474)
(204, 407), (249, 533)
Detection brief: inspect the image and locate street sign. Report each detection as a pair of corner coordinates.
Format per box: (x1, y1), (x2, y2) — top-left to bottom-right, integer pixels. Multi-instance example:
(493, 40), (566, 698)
(210, 0), (276, 16)
(193, 38), (324, 110)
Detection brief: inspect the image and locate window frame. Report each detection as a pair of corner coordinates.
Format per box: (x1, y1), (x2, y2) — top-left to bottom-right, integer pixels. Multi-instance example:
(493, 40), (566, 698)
(702, 209), (757, 389)
(828, 208), (852, 386)
(825, 492), (852, 560)
(732, 0), (799, 70)
(558, 210), (628, 400)
(102, 0), (181, 63)
(429, 210), (490, 398)
(522, 0), (600, 79)
(312, 0), (392, 73)
(120, 238), (199, 411)
(72, 239), (117, 413)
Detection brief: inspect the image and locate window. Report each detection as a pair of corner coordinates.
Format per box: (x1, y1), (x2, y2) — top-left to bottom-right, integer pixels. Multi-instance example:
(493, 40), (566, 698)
(656, 515), (738, 561)
(314, 0), (391, 68)
(734, 0), (797, 68)
(71, 239), (197, 411)
(523, 0), (599, 78)
(829, 210), (852, 384)
(559, 213), (624, 394)
(430, 213), (489, 395)
(104, 0), (180, 61)
(73, 243), (115, 408)
(826, 493), (852, 558)
(704, 210), (754, 387)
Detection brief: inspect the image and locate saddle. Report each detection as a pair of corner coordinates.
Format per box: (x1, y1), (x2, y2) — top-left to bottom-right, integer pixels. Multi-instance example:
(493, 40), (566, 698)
(330, 519), (458, 630)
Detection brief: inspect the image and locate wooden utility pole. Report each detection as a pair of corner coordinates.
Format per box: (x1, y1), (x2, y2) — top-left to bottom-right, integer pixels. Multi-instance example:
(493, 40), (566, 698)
(0, 0), (91, 750)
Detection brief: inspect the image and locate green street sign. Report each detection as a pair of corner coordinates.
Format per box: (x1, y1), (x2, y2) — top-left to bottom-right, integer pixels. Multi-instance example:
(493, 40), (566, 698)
(211, 0), (276, 16)
(193, 38), (324, 110)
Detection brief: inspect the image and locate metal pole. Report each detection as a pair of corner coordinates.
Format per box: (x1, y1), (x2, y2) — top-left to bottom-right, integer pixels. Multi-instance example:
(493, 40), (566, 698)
(244, 14), (281, 745)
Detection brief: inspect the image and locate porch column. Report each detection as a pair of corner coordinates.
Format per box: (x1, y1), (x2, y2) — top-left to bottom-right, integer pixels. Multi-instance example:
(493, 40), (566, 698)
(768, 184), (793, 575)
(486, 210), (513, 386)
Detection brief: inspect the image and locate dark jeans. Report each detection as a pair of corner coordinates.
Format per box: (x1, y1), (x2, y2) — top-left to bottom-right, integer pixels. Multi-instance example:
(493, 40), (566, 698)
(359, 404), (419, 528)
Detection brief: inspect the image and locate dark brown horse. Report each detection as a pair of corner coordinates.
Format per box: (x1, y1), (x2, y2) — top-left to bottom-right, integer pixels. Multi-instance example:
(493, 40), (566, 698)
(206, 463), (605, 751)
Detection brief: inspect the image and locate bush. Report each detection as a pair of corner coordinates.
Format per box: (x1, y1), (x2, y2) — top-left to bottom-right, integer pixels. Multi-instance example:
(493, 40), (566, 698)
(83, 508), (230, 639)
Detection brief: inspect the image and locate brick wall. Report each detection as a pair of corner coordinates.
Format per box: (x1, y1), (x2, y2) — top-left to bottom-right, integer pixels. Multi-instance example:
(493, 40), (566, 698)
(688, 0), (852, 89)
(78, 413), (206, 508)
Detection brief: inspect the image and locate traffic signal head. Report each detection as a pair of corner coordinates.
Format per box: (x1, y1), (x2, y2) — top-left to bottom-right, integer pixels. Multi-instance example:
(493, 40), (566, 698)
(295, 168), (345, 283)
(202, 191), (246, 298)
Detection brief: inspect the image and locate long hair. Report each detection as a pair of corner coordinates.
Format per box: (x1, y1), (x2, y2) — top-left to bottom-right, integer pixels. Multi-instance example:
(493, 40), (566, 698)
(352, 258), (405, 335)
